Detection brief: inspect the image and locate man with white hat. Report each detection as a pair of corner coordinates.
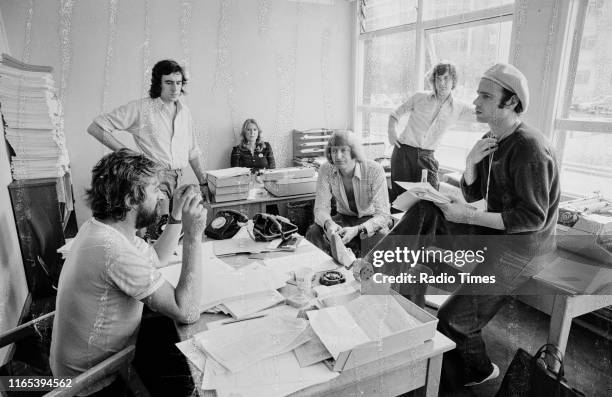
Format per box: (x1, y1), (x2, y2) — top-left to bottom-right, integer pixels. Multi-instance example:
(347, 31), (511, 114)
(354, 63), (560, 391)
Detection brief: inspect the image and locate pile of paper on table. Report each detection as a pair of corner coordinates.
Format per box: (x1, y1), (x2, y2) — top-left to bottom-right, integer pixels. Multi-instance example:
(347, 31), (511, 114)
(262, 166), (317, 197)
(305, 294), (438, 372)
(158, 241), (288, 318)
(0, 54), (69, 180)
(207, 167), (252, 202)
(176, 310), (339, 397)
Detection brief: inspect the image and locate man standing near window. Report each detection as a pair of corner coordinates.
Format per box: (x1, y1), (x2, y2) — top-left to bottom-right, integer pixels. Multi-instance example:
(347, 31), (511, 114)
(357, 63), (560, 390)
(87, 59), (209, 229)
(388, 62), (474, 196)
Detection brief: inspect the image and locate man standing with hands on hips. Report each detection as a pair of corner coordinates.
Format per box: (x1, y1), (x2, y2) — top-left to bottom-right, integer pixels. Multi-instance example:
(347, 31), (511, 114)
(87, 59), (209, 237)
(388, 62), (474, 196)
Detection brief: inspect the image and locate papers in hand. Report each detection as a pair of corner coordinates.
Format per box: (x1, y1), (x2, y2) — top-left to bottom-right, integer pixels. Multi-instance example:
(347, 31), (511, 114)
(395, 181), (451, 205)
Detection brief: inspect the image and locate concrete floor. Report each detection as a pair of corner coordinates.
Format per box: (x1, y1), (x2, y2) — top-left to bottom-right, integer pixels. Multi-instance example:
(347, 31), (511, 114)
(437, 299), (612, 397)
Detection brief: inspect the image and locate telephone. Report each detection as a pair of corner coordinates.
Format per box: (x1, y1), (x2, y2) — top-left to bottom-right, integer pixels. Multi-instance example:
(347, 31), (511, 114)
(204, 210), (249, 240)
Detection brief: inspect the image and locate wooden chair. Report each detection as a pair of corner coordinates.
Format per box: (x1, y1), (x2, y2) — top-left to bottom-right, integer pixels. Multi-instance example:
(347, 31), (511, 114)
(0, 311), (150, 397)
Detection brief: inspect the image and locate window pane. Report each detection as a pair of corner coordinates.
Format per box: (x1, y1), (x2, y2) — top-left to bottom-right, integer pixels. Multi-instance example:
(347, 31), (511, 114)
(568, 0), (612, 121)
(361, 0), (417, 32)
(361, 110), (390, 141)
(424, 20), (512, 170)
(362, 30), (416, 108)
(424, 0), (514, 20)
(559, 131), (612, 197)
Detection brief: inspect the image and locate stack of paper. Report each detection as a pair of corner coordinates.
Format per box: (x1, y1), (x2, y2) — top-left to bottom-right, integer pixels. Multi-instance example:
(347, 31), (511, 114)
(207, 167), (252, 202)
(158, 241), (287, 318)
(307, 295), (422, 360)
(177, 313), (339, 396)
(0, 54), (69, 180)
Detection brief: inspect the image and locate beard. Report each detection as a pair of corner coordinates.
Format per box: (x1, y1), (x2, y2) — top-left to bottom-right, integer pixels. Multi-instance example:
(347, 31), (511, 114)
(135, 201), (161, 229)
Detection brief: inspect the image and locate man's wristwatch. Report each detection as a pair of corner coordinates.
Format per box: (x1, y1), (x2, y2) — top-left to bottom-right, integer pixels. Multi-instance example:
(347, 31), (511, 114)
(167, 214), (182, 224)
(358, 224), (367, 236)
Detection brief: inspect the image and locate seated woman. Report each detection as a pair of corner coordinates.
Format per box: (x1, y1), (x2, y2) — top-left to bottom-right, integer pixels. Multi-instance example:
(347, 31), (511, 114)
(231, 119), (276, 171)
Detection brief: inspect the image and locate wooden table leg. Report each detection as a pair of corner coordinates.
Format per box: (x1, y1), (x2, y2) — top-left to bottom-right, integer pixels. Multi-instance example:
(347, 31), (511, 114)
(414, 354), (442, 397)
(546, 295), (574, 371)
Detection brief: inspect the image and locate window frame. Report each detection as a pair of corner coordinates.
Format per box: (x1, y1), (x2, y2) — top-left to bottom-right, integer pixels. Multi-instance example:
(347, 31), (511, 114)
(352, 1), (514, 149)
(551, 0), (612, 196)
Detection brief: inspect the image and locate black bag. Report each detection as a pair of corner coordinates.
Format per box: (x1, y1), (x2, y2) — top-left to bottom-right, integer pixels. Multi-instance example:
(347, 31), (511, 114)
(252, 213), (298, 242)
(495, 344), (585, 397)
(204, 210), (248, 240)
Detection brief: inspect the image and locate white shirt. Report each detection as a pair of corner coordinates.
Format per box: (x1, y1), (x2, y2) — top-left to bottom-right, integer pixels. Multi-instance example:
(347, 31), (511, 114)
(50, 218), (164, 395)
(93, 97), (201, 169)
(390, 91), (475, 150)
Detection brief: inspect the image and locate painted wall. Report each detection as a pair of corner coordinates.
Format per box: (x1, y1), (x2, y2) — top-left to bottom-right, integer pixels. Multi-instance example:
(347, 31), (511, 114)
(0, 7), (28, 366)
(0, 0), (353, 226)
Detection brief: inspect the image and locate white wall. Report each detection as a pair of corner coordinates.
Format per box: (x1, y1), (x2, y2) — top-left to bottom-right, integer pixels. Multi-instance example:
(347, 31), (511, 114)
(0, 0), (353, 226)
(0, 6), (28, 365)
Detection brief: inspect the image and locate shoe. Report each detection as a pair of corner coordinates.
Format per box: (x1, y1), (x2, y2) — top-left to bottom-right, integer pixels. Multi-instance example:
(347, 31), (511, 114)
(464, 363), (500, 387)
(330, 233), (356, 268)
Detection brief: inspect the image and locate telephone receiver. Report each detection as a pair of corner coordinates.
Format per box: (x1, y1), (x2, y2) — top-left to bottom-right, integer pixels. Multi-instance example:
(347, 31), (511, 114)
(204, 209), (249, 240)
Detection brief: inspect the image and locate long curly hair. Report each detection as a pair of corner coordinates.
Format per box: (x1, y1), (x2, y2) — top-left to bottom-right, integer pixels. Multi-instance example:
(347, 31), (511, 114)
(85, 149), (162, 221)
(149, 59), (187, 99)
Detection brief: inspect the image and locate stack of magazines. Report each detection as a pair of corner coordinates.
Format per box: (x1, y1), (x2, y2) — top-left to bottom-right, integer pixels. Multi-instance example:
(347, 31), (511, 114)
(0, 53), (69, 180)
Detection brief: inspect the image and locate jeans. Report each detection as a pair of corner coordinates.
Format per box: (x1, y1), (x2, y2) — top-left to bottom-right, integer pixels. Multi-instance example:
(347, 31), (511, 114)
(390, 144), (439, 200)
(305, 213), (373, 258)
(363, 201), (552, 389)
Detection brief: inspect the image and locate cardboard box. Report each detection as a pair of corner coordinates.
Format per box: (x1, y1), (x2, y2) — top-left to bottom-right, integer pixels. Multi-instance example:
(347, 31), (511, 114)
(260, 167), (315, 181)
(264, 177), (317, 197)
(322, 293), (438, 372)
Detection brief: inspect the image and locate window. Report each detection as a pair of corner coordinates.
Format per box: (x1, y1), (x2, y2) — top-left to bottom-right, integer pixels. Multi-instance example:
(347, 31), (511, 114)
(555, 0), (612, 197)
(355, 1), (513, 170)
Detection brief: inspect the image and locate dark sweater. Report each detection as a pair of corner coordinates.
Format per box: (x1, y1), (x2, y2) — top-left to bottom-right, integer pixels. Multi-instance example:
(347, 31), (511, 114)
(230, 142), (276, 170)
(460, 122), (560, 254)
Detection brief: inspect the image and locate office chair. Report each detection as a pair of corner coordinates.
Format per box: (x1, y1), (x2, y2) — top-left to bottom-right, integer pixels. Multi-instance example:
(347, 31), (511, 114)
(0, 311), (150, 397)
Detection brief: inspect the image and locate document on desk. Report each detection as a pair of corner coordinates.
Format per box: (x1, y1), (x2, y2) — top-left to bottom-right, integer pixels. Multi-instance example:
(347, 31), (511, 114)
(220, 289), (285, 318)
(533, 256), (612, 294)
(307, 306), (371, 360)
(203, 351), (339, 397)
(193, 315), (310, 373)
(263, 250), (337, 279)
(159, 242), (235, 287)
(308, 295), (422, 360)
(201, 267), (287, 312)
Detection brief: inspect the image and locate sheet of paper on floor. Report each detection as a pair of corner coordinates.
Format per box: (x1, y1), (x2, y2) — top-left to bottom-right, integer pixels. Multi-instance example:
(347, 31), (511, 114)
(193, 315), (309, 372)
(203, 351), (339, 397)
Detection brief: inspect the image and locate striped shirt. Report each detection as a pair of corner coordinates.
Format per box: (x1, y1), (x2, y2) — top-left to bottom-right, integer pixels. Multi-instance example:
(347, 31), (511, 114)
(390, 91), (475, 150)
(314, 160), (391, 236)
(93, 97), (201, 169)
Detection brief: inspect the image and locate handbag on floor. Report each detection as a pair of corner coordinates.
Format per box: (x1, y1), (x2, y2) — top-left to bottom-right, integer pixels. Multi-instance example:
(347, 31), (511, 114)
(495, 343), (585, 397)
